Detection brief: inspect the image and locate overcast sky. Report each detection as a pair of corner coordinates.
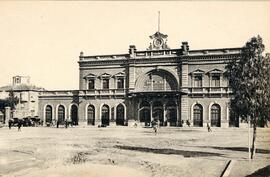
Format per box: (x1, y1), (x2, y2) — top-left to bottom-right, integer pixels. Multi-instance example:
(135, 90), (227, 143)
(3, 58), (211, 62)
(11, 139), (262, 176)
(1, 1), (269, 90)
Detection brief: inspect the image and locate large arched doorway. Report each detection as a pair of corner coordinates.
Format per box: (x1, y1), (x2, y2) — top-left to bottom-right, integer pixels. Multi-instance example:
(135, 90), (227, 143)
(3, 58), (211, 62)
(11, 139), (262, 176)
(57, 105), (65, 125)
(193, 104), (203, 127)
(101, 105), (110, 126)
(87, 105), (95, 125)
(153, 101), (164, 126)
(45, 105), (52, 124)
(211, 104), (221, 127)
(116, 104), (125, 126)
(71, 105), (78, 125)
(166, 101), (177, 126)
(139, 101), (151, 126)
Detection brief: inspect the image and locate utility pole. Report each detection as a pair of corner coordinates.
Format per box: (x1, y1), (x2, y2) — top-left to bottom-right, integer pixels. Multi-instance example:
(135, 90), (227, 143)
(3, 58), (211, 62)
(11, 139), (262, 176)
(248, 115), (251, 160)
(158, 11), (160, 32)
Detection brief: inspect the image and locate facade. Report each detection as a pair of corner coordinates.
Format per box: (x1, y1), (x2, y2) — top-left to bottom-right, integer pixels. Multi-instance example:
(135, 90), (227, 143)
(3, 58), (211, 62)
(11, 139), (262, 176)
(39, 31), (242, 127)
(0, 76), (43, 122)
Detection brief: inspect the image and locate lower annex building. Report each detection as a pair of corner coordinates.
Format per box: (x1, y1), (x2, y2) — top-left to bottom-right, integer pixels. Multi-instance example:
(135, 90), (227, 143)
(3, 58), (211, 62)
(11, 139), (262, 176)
(38, 31), (242, 127)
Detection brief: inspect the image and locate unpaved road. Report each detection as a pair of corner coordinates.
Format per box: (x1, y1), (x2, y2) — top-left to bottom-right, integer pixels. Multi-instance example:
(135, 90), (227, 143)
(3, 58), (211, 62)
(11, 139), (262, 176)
(0, 126), (269, 177)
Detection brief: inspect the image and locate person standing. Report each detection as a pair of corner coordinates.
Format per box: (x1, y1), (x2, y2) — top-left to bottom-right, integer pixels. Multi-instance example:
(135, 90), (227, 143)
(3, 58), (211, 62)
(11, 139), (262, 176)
(207, 123), (212, 132)
(8, 119), (12, 129)
(18, 119), (22, 131)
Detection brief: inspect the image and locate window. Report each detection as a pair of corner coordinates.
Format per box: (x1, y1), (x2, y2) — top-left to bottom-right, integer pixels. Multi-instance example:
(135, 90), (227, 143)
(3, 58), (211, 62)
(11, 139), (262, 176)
(211, 75), (220, 87)
(211, 104), (221, 127)
(193, 104), (203, 127)
(101, 105), (110, 125)
(194, 75), (202, 87)
(45, 105), (52, 123)
(102, 79), (109, 89)
(58, 105), (65, 124)
(88, 79), (95, 90)
(87, 105), (95, 125)
(117, 78), (124, 89)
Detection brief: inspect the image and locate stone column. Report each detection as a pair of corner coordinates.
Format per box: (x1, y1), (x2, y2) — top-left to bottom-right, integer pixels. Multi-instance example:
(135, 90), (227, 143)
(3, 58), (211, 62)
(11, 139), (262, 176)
(163, 104), (167, 126)
(150, 102), (153, 122)
(5, 107), (11, 125)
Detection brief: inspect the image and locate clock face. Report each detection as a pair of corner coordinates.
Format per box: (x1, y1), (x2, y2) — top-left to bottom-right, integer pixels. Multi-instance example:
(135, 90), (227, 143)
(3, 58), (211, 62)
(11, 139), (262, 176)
(153, 38), (163, 48)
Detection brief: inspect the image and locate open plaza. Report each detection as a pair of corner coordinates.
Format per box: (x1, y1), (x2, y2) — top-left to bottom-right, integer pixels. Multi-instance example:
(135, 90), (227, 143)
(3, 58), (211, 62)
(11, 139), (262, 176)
(0, 126), (269, 177)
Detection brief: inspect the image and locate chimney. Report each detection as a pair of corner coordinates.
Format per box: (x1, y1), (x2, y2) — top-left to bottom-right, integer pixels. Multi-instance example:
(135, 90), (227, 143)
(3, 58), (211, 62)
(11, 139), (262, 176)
(129, 45), (136, 58)
(181, 42), (189, 54)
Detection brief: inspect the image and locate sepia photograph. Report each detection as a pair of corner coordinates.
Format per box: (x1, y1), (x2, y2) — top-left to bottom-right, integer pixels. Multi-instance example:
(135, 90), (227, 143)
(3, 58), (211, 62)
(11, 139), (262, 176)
(0, 1), (270, 177)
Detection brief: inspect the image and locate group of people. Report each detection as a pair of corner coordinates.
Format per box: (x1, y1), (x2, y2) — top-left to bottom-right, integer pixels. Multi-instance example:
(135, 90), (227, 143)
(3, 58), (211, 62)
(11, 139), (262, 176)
(8, 119), (22, 131)
(150, 119), (212, 134)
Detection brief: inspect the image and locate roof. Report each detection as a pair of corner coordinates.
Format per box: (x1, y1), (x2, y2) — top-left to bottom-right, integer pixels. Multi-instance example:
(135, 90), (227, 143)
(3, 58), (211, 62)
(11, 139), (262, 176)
(0, 84), (45, 91)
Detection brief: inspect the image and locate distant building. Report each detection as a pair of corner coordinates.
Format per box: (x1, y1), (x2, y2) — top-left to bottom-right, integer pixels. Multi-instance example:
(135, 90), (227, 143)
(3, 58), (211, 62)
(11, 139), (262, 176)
(38, 31), (241, 127)
(0, 76), (44, 121)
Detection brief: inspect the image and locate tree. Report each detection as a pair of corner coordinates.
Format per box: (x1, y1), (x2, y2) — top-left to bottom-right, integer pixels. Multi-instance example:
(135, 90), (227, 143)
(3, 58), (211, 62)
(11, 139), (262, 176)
(225, 36), (270, 159)
(0, 90), (19, 123)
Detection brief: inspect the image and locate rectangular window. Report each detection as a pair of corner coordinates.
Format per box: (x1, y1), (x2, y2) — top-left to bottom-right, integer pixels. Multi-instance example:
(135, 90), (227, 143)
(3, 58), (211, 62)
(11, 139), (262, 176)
(211, 75), (220, 87)
(103, 79), (109, 89)
(88, 79), (95, 90)
(117, 78), (124, 89)
(194, 75), (202, 87)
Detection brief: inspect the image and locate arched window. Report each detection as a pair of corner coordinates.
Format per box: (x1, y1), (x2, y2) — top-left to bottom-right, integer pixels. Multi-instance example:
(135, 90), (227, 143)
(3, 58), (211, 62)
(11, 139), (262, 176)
(116, 104), (125, 126)
(58, 105), (65, 125)
(101, 105), (110, 126)
(45, 105), (52, 123)
(142, 71), (177, 91)
(211, 104), (221, 127)
(193, 104), (203, 127)
(87, 105), (95, 125)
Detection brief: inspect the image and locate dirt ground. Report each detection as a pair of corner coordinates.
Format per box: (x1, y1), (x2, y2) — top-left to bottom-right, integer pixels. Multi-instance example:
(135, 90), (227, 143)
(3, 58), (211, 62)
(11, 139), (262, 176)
(0, 126), (269, 177)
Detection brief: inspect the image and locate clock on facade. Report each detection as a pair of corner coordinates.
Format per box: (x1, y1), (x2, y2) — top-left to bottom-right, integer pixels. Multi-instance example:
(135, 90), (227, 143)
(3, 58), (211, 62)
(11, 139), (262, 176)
(153, 38), (163, 48)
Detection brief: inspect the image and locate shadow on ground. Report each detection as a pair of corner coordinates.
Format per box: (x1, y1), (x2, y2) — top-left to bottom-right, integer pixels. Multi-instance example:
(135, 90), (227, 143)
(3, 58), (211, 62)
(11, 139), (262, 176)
(114, 145), (223, 157)
(246, 165), (270, 177)
(200, 146), (270, 154)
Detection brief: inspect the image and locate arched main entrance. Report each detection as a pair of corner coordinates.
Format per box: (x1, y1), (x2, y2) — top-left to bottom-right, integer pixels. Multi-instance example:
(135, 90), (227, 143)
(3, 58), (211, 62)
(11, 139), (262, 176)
(166, 101), (177, 126)
(211, 104), (221, 127)
(45, 105), (52, 124)
(71, 105), (78, 125)
(193, 104), (203, 127)
(101, 105), (110, 126)
(57, 105), (65, 125)
(153, 101), (164, 126)
(116, 104), (125, 126)
(87, 105), (95, 125)
(139, 101), (151, 126)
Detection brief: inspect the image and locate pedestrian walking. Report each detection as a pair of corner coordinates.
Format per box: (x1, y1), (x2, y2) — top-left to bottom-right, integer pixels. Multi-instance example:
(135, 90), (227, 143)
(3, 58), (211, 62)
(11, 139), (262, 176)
(56, 120), (59, 128)
(186, 120), (191, 127)
(151, 120), (158, 134)
(207, 123), (212, 132)
(18, 119), (22, 131)
(8, 119), (12, 129)
(65, 120), (68, 128)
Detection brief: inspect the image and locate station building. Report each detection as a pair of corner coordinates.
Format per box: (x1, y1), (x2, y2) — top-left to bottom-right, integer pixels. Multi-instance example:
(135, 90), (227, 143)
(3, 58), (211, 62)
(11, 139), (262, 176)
(38, 31), (241, 127)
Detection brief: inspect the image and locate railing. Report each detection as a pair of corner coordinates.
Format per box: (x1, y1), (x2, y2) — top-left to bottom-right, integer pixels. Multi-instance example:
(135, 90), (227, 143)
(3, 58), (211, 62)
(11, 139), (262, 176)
(39, 89), (127, 97)
(188, 87), (232, 94)
(135, 49), (180, 58)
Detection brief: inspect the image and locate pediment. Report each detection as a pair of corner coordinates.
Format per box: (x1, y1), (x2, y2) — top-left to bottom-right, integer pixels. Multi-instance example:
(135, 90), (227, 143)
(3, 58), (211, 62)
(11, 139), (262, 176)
(84, 73), (97, 79)
(190, 69), (205, 75)
(114, 72), (125, 77)
(208, 69), (223, 74)
(99, 73), (111, 78)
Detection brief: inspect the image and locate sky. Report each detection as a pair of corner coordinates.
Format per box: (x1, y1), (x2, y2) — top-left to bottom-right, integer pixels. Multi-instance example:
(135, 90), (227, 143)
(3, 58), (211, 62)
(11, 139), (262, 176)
(0, 1), (269, 90)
